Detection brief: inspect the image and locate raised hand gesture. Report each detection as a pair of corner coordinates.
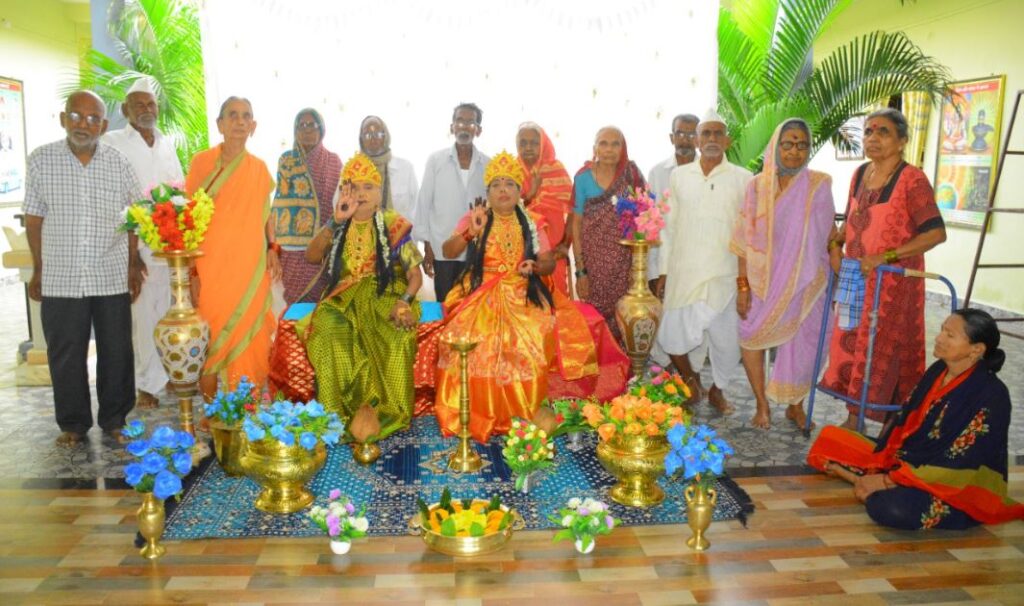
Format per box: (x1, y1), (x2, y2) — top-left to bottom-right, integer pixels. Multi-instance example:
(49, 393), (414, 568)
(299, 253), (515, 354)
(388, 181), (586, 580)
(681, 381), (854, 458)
(468, 197), (488, 237)
(334, 182), (358, 223)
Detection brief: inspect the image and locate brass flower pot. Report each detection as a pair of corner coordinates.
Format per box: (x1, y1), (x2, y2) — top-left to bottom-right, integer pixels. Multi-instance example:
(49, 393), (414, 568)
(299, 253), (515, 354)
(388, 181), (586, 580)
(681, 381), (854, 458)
(209, 419), (246, 477)
(614, 239), (663, 378)
(408, 502), (523, 557)
(596, 433), (670, 508)
(137, 492), (166, 560)
(684, 482), (717, 551)
(240, 439), (327, 514)
(351, 441), (380, 466)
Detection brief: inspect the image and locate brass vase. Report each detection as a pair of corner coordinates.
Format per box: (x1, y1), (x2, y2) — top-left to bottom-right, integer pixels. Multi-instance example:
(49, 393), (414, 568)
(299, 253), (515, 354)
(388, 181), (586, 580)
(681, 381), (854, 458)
(614, 239), (663, 377)
(351, 441), (380, 465)
(240, 438), (327, 514)
(137, 492), (166, 560)
(153, 251), (210, 457)
(209, 419), (245, 477)
(596, 433), (670, 508)
(684, 482), (717, 551)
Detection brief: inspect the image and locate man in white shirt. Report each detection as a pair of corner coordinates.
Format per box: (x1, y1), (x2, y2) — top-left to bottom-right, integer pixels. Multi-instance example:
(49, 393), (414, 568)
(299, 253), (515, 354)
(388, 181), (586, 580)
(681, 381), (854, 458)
(647, 113), (699, 292)
(413, 103), (490, 302)
(103, 79), (184, 410)
(656, 109), (752, 415)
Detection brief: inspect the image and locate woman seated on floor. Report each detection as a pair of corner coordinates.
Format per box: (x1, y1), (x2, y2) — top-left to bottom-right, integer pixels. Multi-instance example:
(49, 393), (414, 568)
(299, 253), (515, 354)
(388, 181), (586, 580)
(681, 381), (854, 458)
(808, 309), (1023, 529)
(302, 152), (422, 440)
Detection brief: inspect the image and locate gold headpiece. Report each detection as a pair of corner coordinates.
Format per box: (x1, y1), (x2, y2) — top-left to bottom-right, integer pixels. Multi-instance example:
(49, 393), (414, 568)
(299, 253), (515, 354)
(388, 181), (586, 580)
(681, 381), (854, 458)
(341, 152), (382, 186)
(484, 150), (525, 188)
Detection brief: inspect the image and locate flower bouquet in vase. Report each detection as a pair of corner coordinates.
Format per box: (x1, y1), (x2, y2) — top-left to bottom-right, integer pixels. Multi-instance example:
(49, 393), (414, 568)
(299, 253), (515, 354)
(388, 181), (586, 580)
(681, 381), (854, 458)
(122, 420), (196, 559)
(664, 423), (734, 551)
(203, 376), (257, 476)
(501, 418), (554, 493)
(549, 497), (619, 554)
(629, 366), (692, 407)
(239, 400), (343, 513)
(584, 394), (688, 507)
(308, 489), (369, 555)
(548, 398), (592, 451)
(121, 182), (214, 253)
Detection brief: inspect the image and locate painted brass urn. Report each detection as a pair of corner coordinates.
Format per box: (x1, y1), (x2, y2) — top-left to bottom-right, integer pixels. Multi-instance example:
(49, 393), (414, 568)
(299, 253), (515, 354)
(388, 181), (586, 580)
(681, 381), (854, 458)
(684, 482), (717, 551)
(614, 239), (662, 377)
(136, 492), (166, 560)
(209, 419), (246, 476)
(240, 439), (327, 514)
(596, 433), (670, 508)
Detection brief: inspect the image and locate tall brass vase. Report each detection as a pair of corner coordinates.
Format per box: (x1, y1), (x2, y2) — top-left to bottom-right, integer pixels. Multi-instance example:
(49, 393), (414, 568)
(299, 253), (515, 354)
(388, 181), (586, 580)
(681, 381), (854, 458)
(684, 482), (717, 551)
(153, 251), (210, 440)
(137, 492), (166, 560)
(614, 239), (663, 377)
(596, 433), (670, 508)
(240, 439), (327, 514)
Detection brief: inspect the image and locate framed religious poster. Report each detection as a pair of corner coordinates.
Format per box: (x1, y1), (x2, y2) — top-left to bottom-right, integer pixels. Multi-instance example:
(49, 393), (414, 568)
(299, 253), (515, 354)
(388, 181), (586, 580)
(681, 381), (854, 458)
(934, 75), (1006, 229)
(0, 76), (27, 206)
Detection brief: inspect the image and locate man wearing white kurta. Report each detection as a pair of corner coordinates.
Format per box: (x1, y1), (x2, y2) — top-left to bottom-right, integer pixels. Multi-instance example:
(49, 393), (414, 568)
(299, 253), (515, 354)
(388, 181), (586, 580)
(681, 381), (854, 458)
(656, 109), (752, 414)
(102, 79), (184, 409)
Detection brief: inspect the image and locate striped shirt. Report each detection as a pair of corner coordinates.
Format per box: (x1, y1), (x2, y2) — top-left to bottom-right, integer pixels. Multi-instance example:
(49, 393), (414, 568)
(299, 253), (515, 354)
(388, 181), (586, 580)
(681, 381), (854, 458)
(23, 140), (142, 298)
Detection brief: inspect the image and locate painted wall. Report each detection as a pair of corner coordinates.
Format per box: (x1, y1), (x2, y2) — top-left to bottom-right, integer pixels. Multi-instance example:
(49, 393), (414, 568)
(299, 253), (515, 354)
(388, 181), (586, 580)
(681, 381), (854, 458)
(0, 0), (88, 273)
(809, 0), (1024, 313)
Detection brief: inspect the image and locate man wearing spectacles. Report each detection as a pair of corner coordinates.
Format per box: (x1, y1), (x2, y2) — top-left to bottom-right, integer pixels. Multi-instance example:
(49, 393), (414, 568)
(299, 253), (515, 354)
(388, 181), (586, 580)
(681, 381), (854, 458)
(412, 102), (490, 302)
(23, 90), (145, 448)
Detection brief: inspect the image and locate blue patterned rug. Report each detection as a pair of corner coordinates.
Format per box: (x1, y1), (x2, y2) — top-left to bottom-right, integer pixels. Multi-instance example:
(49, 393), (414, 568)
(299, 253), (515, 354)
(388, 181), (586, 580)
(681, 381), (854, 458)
(164, 416), (753, 540)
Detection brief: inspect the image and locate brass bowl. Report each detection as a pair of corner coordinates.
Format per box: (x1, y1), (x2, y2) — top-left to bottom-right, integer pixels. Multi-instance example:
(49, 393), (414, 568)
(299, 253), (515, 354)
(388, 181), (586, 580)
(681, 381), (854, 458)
(209, 419), (246, 477)
(408, 501), (523, 557)
(596, 433), (670, 508)
(239, 439), (327, 514)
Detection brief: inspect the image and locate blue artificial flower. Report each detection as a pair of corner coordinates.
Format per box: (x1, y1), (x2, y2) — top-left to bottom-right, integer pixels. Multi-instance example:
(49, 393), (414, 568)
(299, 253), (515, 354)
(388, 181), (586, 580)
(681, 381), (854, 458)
(122, 419), (146, 439)
(150, 426), (178, 449)
(172, 451), (192, 475)
(666, 423), (687, 449)
(126, 439), (151, 457)
(695, 425), (716, 442)
(141, 452), (167, 474)
(322, 431), (340, 446)
(257, 411), (276, 426)
(664, 450), (683, 477)
(299, 431), (318, 451)
(176, 431), (195, 450)
(304, 400), (325, 418)
(278, 429), (295, 446)
(152, 469), (183, 500)
(124, 462), (146, 486)
(243, 419), (266, 442)
(708, 451), (724, 476)
(327, 418), (344, 434)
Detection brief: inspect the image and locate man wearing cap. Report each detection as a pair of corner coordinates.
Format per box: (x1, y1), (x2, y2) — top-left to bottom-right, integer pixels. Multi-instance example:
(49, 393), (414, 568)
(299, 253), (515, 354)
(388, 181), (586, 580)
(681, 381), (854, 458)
(656, 109), (753, 416)
(103, 79), (185, 410)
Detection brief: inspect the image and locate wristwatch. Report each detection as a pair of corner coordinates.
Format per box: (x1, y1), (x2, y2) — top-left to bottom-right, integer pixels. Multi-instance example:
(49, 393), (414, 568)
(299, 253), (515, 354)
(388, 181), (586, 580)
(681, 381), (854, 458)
(400, 293), (414, 304)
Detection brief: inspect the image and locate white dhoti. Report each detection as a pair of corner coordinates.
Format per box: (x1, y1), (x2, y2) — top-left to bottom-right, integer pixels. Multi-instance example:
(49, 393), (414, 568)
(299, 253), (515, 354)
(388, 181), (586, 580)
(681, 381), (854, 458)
(133, 247), (171, 394)
(656, 295), (740, 388)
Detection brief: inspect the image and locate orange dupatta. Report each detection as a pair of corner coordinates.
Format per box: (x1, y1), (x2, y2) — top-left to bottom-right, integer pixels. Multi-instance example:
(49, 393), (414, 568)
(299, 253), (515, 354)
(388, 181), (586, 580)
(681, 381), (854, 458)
(186, 145), (276, 387)
(518, 124), (573, 296)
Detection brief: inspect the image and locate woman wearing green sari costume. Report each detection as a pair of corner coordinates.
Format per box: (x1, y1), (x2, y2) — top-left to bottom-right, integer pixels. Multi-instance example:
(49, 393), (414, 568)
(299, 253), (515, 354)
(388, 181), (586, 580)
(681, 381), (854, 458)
(303, 152), (423, 439)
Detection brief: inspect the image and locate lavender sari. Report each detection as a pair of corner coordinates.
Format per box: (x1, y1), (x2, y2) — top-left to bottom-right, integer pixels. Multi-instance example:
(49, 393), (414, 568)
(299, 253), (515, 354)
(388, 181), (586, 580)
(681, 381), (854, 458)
(729, 119), (835, 405)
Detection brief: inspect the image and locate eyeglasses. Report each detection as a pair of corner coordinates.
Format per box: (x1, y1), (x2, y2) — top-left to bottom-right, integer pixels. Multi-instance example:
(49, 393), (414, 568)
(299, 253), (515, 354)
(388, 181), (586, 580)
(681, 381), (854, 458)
(454, 120), (478, 129)
(672, 131), (697, 140)
(779, 141), (810, 151)
(361, 131), (387, 140)
(67, 112), (103, 127)
(297, 121), (320, 131)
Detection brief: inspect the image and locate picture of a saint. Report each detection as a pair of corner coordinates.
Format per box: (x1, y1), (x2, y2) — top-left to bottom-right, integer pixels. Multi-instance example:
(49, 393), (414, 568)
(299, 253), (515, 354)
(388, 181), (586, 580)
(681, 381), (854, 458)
(970, 109), (995, 153)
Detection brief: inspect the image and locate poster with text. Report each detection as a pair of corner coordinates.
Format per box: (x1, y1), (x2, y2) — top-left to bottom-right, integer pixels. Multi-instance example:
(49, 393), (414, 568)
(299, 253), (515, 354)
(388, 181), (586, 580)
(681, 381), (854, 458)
(0, 77), (27, 205)
(934, 75), (1006, 229)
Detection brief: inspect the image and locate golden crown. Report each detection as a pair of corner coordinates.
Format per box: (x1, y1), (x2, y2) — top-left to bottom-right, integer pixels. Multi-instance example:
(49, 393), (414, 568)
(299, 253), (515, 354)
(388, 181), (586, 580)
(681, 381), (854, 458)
(341, 152), (382, 186)
(484, 150), (525, 188)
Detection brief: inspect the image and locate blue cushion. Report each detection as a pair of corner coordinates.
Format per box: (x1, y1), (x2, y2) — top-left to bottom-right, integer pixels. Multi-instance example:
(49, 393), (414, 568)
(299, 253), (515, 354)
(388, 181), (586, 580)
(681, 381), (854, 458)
(282, 302), (316, 321)
(419, 301), (443, 323)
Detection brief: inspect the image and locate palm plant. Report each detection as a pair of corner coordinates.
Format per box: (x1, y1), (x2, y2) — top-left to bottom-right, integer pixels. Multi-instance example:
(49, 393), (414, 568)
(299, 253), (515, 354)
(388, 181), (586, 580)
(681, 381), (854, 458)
(718, 0), (952, 171)
(64, 0), (207, 171)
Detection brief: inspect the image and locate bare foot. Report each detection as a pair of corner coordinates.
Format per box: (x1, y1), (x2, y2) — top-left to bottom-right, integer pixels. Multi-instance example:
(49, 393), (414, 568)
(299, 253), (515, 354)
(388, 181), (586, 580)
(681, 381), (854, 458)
(135, 391), (159, 410)
(684, 376), (705, 405)
(839, 414), (860, 431)
(707, 385), (735, 416)
(103, 428), (129, 445)
(785, 404), (815, 431)
(750, 409), (770, 429)
(55, 431), (84, 447)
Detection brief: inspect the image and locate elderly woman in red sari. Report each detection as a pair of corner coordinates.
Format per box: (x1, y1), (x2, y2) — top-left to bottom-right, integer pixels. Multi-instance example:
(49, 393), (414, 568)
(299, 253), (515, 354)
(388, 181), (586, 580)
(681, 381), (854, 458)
(271, 108), (342, 304)
(568, 127), (647, 341)
(809, 309), (1022, 530)
(822, 108), (946, 430)
(731, 119), (835, 430)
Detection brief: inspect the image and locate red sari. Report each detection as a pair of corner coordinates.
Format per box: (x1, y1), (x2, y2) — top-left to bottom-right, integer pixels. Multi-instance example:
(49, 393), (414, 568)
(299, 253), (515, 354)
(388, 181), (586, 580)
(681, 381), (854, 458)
(821, 162), (943, 420)
(519, 125), (573, 296)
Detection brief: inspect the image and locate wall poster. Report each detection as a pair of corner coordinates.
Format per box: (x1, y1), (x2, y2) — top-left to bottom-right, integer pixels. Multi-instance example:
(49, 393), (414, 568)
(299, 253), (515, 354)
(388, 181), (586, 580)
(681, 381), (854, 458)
(0, 76), (27, 206)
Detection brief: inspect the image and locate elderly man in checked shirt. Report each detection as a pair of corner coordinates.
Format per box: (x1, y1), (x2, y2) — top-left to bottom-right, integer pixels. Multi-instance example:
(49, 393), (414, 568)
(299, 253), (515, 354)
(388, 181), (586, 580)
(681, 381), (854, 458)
(24, 91), (146, 448)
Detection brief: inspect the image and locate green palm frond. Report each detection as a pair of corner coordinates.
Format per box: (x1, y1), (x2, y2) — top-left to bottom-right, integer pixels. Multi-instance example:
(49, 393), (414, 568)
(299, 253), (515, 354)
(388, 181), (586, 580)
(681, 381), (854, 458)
(765, 0), (849, 99)
(61, 0), (207, 171)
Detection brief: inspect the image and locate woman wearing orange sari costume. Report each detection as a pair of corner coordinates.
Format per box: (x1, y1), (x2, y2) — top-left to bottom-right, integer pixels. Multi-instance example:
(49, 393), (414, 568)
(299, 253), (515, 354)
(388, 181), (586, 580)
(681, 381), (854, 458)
(186, 97), (277, 399)
(434, 152), (557, 443)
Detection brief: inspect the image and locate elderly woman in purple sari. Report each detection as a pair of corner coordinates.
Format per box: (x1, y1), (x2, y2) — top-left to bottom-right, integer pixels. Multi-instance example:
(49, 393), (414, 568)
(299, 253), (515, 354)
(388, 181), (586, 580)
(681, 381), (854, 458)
(730, 118), (835, 430)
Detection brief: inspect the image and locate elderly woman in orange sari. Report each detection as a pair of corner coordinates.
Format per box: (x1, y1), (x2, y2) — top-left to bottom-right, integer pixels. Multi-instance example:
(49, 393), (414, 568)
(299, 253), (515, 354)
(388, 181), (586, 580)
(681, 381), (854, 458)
(186, 96), (277, 400)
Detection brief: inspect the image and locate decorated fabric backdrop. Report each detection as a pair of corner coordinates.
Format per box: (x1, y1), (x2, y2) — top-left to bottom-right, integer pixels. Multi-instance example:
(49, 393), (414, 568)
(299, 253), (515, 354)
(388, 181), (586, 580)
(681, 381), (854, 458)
(164, 416), (752, 540)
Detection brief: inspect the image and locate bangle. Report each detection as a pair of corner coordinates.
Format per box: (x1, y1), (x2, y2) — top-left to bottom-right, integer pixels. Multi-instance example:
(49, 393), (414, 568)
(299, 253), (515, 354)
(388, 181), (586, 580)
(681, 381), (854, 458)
(400, 293), (414, 304)
(736, 276), (750, 289)
(884, 249), (899, 264)
(461, 229), (474, 242)
(267, 241), (282, 254)
(575, 268), (588, 278)
(828, 240), (842, 252)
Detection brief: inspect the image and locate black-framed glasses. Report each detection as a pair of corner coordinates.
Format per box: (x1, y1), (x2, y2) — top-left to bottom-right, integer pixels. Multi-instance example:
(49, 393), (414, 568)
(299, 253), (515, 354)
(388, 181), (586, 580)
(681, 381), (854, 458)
(67, 111), (103, 126)
(779, 141), (810, 151)
(297, 121), (320, 131)
(672, 131), (697, 139)
(361, 131), (386, 140)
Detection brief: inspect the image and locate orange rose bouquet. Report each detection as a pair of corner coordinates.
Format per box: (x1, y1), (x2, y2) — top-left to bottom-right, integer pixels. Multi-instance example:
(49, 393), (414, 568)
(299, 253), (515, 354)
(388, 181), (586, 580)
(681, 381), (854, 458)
(582, 394), (688, 443)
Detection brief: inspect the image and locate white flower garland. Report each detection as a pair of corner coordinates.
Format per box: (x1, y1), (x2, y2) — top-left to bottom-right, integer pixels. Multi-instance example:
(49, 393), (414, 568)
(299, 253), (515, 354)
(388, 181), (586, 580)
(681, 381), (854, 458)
(374, 210), (388, 256)
(519, 202), (541, 257)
